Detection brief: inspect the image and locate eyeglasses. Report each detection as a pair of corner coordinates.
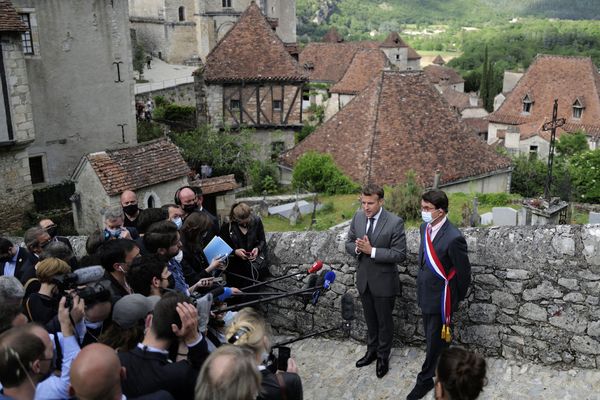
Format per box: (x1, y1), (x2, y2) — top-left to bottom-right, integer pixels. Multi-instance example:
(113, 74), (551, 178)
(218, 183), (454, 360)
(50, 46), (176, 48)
(421, 206), (437, 212)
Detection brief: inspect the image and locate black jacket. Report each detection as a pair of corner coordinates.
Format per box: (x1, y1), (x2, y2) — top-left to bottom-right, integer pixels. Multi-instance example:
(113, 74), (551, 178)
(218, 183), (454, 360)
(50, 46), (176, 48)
(259, 369), (303, 400)
(1, 247), (36, 285)
(119, 338), (208, 400)
(417, 220), (471, 314)
(180, 241), (212, 286)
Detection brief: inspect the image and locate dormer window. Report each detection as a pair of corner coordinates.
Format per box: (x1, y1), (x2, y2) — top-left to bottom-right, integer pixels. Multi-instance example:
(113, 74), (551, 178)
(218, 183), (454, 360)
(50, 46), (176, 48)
(522, 93), (533, 114)
(572, 97), (585, 119)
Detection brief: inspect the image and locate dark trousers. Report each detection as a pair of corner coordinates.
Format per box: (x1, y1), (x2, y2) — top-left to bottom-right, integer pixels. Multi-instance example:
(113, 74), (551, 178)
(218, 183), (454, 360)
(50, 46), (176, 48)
(360, 285), (395, 359)
(417, 313), (450, 385)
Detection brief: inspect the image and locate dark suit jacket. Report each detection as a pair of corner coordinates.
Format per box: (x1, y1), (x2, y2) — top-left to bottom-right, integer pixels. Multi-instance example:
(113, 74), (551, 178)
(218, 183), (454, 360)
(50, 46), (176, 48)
(2, 247), (36, 285)
(417, 220), (471, 314)
(345, 208), (407, 297)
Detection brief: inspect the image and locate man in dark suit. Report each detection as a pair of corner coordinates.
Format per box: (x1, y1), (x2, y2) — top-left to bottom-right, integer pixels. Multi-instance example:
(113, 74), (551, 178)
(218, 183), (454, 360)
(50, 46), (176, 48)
(407, 189), (471, 400)
(0, 237), (36, 285)
(174, 186), (219, 238)
(345, 184), (406, 378)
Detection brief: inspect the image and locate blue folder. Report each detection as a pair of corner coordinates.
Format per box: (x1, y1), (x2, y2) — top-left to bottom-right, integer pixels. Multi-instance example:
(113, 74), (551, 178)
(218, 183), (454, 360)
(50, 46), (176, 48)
(203, 235), (233, 262)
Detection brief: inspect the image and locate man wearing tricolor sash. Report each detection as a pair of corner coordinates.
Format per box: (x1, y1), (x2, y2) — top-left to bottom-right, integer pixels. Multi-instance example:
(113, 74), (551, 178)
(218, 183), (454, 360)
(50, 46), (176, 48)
(407, 190), (471, 400)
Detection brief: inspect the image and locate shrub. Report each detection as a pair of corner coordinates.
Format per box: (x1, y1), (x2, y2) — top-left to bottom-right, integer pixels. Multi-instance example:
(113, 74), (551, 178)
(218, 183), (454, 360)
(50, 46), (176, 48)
(292, 151), (359, 195)
(296, 125), (316, 143)
(477, 192), (512, 206)
(249, 161), (280, 195)
(153, 95), (168, 108)
(510, 154), (547, 198)
(385, 170), (423, 221)
(569, 149), (600, 203)
(137, 121), (164, 143)
(162, 104), (196, 122)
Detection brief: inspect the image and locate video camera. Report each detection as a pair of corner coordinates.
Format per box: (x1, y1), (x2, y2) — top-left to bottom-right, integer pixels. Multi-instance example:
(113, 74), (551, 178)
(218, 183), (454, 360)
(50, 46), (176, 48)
(52, 266), (111, 307)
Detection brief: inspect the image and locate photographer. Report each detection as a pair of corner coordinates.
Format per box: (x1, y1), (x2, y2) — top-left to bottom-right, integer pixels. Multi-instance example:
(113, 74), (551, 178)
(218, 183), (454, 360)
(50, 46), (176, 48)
(25, 258), (71, 325)
(226, 308), (303, 400)
(118, 292), (209, 399)
(220, 203), (269, 290)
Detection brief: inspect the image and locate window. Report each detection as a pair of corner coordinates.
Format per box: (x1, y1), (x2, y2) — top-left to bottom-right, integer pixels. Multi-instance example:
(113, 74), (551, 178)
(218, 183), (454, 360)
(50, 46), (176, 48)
(572, 98), (584, 119)
(29, 156), (44, 184)
(178, 6), (185, 21)
(147, 195), (155, 208)
(222, 0), (232, 8)
(395, 54), (400, 60)
(273, 100), (282, 111)
(19, 14), (34, 55)
(230, 99), (240, 110)
(522, 94), (533, 114)
(529, 145), (538, 159)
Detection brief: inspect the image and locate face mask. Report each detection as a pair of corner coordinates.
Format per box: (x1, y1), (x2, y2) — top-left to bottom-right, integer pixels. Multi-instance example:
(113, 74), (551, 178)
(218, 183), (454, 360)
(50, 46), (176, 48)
(123, 204), (139, 216)
(45, 226), (58, 238)
(223, 311), (236, 327)
(172, 217), (183, 230)
(84, 319), (104, 330)
(105, 228), (122, 239)
(174, 249), (183, 263)
(182, 204), (196, 214)
(421, 211), (433, 223)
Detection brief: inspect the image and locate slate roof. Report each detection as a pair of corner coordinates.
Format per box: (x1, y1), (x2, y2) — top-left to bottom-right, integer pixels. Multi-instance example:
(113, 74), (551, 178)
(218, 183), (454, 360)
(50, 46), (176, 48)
(488, 54), (600, 141)
(424, 64), (464, 86)
(330, 49), (389, 95)
(203, 1), (307, 84)
(282, 71), (511, 188)
(0, 0), (27, 32)
(80, 139), (190, 196)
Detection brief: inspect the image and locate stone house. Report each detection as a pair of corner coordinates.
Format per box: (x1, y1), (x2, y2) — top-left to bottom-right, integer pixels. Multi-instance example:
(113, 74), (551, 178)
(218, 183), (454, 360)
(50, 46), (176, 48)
(11, 0), (137, 185)
(487, 54), (600, 158)
(195, 2), (307, 161)
(188, 174), (239, 223)
(129, 0), (296, 63)
(70, 139), (190, 234)
(0, 0), (35, 233)
(281, 71), (512, 193)
(424, 63), (465, 93)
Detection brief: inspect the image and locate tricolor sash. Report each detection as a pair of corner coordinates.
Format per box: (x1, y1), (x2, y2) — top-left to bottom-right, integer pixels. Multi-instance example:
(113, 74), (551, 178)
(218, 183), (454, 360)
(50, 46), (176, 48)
(423, 224), (455, 343)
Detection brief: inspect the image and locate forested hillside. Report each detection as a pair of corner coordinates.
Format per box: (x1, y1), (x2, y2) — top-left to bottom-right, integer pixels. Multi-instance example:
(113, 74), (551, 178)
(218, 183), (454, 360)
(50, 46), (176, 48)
(297, 0), (600, 41)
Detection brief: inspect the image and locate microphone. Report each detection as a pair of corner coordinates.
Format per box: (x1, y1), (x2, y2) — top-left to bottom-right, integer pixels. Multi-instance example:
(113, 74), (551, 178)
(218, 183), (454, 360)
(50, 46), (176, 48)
(308, 260), (323, 274)
(323, 271), (336, 289)
(53, 265), (105, 289)
(341, 293), (355, 337)
(312, 271), (336, 305)
(302, 274), (319, 304)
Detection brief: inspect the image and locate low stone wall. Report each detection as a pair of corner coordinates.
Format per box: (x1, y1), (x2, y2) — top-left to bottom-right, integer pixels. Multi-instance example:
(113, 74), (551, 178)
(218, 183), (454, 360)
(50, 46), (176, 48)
(262, 224), (600, 369)
(135, 82), (196, 107)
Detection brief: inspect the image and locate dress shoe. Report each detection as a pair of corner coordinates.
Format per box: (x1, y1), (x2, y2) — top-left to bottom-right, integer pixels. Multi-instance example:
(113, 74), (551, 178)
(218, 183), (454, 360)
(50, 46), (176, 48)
(355, 352), (377, 368)
(376, 357), (389, 378)
(406, 380), (435, 400)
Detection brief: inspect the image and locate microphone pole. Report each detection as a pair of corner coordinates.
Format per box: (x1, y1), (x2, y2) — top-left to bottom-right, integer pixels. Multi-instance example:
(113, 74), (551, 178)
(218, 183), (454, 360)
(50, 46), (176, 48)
(239, 261), (323, 292)
(225, 271), (286, 292)
(273, 327), (339, 348)
(216, 284), (327, 313)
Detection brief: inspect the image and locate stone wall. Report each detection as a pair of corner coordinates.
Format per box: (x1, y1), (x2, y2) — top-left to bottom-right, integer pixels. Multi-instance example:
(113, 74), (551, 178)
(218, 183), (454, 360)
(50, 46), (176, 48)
(262, 224), (600, 369)
(136, 83), (196, 107)
(0, 148), (34, 234)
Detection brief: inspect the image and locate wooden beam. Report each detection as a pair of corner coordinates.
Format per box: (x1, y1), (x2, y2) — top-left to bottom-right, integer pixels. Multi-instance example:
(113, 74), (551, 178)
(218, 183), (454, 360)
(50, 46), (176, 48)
(284, 85), (300, 124)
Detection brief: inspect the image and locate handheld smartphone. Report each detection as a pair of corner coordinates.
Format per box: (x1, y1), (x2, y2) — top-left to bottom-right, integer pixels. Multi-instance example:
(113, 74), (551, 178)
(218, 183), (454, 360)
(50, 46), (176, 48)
(277, 347), (291, 371)
(212, 276), (224, 284)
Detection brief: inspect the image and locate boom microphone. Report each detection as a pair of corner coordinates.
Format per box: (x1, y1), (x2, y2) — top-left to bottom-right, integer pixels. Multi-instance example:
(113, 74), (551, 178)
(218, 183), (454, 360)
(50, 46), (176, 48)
(308, 260), (324, 274)
(341, 293), (355, 337)
(53, 265), (105, 289)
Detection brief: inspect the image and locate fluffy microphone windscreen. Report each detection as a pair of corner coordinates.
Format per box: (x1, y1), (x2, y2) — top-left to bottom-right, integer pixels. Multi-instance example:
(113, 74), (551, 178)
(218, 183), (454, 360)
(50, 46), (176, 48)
(341, 293), (355, 321)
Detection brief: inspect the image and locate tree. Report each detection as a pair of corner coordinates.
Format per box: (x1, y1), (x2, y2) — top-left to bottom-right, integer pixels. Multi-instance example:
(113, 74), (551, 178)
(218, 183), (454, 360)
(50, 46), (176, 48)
(132, 41), (145, 78)
(556, 132), (589, 157)
(569, 149), (600, 203)
(170, 125), (256, 183)
(249, 161), (280, 195)
(385, 170), (423, 222)
(292, 151), (359, 194)
(510, 154), (547, 198)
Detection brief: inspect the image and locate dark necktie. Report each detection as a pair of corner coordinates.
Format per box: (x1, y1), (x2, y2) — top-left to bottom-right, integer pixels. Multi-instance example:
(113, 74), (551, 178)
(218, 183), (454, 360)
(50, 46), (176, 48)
(366, 217), (375, 241)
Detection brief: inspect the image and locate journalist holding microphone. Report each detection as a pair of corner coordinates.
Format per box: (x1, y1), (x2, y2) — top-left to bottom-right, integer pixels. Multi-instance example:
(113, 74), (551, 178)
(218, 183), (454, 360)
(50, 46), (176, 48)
(345, 184), (407, 379)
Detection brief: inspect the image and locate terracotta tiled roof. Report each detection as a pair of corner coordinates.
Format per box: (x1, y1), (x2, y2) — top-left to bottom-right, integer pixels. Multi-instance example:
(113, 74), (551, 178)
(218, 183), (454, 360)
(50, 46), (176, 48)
(380, 32), (408, 48)
(330, 49), (389, 95)
(432, 55), (446, 65)
(0, 0), (27, 32)
(189, 174), (238, 195)
(424, 64), (464, 86)
(323, 27), (343, 43)
(204, 2), (307, 84)
(441, 89), (470, 111)
(407, 46), (422, 60)
(463, 118), (489, 134)
(488, 54), (600, 138)
(300, 41), (378, 83)
(282, 71), (511, 188)
(84, 139), (190, 196)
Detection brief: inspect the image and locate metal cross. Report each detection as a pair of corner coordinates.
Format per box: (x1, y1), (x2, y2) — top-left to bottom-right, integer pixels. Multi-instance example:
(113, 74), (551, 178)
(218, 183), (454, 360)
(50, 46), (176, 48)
(542, 99), (565, 200)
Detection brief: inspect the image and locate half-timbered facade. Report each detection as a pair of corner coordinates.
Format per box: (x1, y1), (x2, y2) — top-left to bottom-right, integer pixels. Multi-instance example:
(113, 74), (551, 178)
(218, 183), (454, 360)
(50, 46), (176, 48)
(197, 1), (306, 161)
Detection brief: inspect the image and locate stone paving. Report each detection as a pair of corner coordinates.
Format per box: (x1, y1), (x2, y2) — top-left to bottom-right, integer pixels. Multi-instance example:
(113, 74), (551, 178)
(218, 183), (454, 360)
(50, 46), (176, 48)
(136, 57), (197, 83)
(286, 338), (600, 400)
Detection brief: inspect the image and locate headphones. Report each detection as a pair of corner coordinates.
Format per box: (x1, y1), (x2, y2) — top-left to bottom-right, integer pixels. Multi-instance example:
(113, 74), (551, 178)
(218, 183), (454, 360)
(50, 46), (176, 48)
(174, 186), (203, 205)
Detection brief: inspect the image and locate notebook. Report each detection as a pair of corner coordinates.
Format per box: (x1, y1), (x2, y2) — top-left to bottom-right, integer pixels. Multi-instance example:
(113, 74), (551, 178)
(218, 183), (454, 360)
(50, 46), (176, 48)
(203, 235), (233, 262)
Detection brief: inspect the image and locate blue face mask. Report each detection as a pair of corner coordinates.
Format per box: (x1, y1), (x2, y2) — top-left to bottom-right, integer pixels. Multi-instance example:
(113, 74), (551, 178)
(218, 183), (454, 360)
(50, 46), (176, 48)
(421, 211), (433, 223)
(172, 217), (183, 230)
(104, 228), (121, 240)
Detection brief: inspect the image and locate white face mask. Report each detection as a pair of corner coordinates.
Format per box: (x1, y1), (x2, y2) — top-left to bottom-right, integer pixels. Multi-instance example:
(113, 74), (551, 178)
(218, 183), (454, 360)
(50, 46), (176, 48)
(172, 217), (183, 230)
(174, 249), (184, 263)
(422, 211), (433, 223)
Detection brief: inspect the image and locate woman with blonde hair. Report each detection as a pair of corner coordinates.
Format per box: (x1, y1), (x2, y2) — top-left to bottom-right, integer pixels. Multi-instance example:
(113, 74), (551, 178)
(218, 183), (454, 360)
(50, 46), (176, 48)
(226, 308), (303, 400)
(25, 257), (71, 324)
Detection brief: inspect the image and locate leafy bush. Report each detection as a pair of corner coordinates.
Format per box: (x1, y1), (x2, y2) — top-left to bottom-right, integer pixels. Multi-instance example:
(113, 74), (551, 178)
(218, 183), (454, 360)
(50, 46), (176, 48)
(137, 121), (164, 143)
(292, 151), (359, 195)
(385, 170), (423, 221)
(162, 104), (196, 122)
(569, 149), (600, 203)
(510, 154), (547, 198)
(153, 96), (168, 108)
(249, 161), (280, 195)
(296, 125), (316, 143)
(556, 132), (588, 157)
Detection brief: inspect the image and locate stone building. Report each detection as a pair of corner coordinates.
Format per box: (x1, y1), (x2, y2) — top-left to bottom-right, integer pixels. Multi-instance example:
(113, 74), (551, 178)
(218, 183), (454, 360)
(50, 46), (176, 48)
(196, 2), (307, 161)
(378, 31), (421, 71)
(424, 63), (465, 93)
(281, 71), (512, 193)
(11, 0), (137, 185)
(0, 0), (35, 233)
(488, 54), (600, 158)
(129, 0), (296, 63)
(70, 138), (189, 234)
